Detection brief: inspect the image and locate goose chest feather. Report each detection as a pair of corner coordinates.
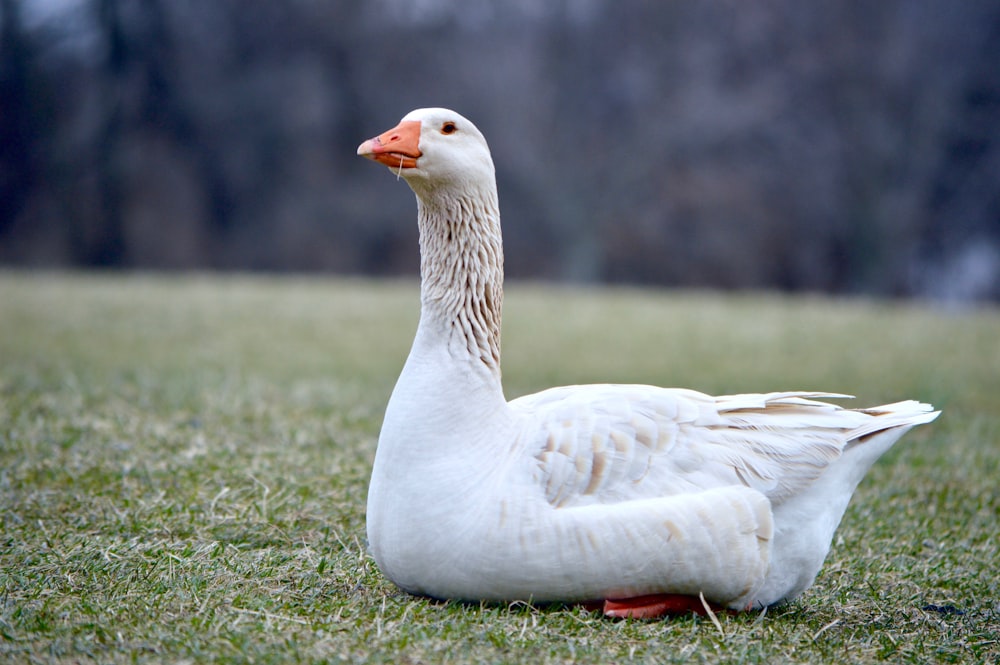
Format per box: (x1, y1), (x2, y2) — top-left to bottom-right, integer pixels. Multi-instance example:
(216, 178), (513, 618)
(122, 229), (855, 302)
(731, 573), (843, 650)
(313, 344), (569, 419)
(357, 107), (939, 616)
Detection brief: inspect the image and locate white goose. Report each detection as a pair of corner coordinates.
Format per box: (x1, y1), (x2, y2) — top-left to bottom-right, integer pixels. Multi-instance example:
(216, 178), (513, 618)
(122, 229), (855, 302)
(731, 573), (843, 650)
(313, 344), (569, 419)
(357, 108), (940, 618)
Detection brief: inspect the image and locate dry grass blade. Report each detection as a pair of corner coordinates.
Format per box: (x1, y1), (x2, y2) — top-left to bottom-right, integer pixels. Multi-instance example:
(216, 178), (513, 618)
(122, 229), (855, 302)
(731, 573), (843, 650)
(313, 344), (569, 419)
(700, 592), (725, 638)
(812, 618), (841, 641)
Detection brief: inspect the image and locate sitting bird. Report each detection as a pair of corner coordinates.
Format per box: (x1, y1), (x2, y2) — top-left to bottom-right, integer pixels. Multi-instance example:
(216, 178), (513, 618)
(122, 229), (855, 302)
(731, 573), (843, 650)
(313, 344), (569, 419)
(358, 108), (940, 618)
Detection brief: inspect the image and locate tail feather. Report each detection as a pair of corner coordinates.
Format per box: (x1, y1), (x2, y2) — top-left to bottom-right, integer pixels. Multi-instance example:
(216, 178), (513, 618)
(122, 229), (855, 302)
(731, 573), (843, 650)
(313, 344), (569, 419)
(848, 401), (940, 440)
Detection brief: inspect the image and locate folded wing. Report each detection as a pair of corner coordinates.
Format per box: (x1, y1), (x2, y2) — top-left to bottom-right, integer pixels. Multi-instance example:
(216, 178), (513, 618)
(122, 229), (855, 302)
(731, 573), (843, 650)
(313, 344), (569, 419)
(510, 386), (927, 509)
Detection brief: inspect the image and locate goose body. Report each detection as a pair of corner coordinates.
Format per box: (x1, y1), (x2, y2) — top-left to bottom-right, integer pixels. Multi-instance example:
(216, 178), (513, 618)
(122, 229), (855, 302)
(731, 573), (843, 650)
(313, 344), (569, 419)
(358, 108), (939, 614)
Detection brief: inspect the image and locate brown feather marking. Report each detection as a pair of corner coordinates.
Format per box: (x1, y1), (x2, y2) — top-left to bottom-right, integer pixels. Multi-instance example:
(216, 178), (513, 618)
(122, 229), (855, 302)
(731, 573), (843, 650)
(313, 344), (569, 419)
(610, 430), (632, 456)
(655, 426), (675, 452)
(663, 519), (683, 542)
(584, 434), (608, 494)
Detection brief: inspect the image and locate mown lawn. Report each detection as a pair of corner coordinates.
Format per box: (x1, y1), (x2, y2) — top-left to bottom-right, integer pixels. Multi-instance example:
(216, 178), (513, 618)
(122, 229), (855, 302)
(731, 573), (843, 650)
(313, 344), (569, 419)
(1, 273), (997, 664)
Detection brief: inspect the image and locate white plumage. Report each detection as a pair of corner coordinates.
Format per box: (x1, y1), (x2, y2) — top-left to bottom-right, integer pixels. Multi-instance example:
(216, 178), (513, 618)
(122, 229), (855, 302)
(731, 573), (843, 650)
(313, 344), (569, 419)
(357, 108), (939, 616)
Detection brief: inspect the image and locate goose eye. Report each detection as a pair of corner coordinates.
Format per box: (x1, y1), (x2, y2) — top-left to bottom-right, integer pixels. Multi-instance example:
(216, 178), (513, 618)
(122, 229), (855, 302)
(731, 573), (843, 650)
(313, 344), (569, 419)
(441, 122), (458, 135)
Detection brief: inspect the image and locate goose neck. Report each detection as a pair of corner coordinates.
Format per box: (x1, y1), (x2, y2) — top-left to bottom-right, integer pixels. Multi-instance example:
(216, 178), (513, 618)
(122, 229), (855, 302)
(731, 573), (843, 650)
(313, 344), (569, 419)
(415, 185), (504, 377)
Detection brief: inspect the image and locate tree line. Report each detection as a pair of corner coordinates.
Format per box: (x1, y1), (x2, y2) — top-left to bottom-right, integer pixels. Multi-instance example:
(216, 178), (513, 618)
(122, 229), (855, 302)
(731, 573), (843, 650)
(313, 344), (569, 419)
(1, 0), (998, 301)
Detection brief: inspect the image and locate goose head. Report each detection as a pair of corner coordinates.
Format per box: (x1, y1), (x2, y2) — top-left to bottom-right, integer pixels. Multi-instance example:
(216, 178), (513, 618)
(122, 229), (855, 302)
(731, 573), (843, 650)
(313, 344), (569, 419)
(357, 108), (495, 195)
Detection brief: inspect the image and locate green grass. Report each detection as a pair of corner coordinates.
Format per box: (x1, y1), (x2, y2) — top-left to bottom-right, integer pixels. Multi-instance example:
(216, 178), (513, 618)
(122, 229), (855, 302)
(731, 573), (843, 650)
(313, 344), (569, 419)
(1, 272), (998, 664)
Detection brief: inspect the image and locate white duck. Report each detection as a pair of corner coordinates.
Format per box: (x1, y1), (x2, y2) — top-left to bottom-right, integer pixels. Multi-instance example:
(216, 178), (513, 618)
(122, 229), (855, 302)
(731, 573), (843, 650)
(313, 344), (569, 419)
(357, 108), (940, 618)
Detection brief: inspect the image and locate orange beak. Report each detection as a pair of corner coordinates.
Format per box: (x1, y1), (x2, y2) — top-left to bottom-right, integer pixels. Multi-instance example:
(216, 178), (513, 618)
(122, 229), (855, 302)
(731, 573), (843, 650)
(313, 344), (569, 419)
(357, 120), (422, 169)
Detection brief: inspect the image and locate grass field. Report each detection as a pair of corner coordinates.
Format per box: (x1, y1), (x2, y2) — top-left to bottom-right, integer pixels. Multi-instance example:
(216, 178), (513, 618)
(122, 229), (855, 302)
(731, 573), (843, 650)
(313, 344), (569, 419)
(1, 272), (998, 664)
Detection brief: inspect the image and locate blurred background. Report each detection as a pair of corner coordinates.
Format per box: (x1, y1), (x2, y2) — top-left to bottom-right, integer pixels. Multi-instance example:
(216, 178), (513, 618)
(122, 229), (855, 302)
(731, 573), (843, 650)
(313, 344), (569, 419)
(1, 0), (998, 302)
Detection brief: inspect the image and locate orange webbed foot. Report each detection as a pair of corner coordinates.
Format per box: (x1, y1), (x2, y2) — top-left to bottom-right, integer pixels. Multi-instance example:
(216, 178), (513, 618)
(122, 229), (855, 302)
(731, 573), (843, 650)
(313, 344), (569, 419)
(601, 593), (726, 619)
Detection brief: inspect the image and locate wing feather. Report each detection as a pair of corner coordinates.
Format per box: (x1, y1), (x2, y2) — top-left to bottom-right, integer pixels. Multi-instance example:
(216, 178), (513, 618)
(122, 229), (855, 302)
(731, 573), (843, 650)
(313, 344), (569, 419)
(510, 386), (929, 509)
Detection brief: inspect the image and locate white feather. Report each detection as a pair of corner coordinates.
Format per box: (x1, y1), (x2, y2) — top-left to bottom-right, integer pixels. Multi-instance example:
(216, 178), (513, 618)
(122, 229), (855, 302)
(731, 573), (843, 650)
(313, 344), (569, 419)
(361, 108), (940, 611)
